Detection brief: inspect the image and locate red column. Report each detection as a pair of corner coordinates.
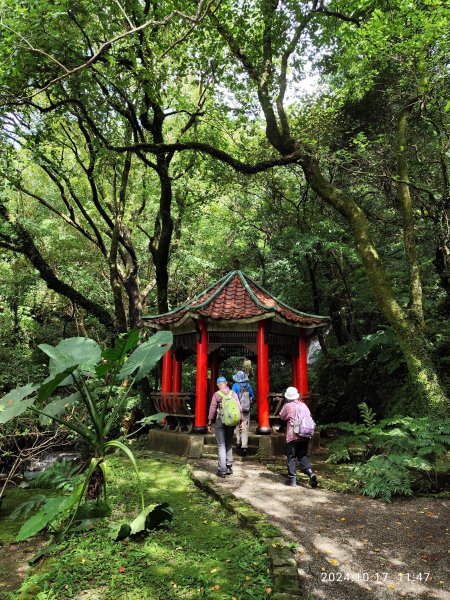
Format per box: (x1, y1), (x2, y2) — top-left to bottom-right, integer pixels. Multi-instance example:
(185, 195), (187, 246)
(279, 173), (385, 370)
(209, 349), (219, 399)
(161, 348), (173, 393)
(256, 320), (271, 434)
(291, 352), (298, 388)
(172, 351), (182, 393)
(193, 319), (208, 433)
(296, 331), (309, 404)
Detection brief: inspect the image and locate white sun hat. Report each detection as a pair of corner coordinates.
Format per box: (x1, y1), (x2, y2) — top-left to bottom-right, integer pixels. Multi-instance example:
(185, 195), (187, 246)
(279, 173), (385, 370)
(284, 386), (300, 400)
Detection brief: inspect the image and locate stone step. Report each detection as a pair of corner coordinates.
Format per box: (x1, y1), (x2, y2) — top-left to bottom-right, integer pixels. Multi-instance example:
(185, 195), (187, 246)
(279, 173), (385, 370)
(202, 453), (257, 462)
(202, 444), (259, 456)
(203, 433), (260, 446)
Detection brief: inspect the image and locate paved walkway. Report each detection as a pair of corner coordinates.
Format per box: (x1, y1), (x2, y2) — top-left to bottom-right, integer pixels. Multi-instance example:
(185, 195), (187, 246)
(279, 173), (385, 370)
(191, 458), (450, 600)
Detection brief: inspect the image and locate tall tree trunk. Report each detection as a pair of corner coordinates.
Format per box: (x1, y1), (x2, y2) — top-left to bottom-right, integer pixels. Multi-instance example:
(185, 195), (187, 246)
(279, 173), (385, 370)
(109, 219), (128, 333)
(397, 99), (424, 326)
(149, 157), (174, 314)
(301, 156), (448, 413)
(306, 254), (329, 356)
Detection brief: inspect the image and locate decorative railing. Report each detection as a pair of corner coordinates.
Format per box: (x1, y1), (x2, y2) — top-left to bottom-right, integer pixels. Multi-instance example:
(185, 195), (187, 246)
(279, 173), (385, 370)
(149, 393), (195, 432)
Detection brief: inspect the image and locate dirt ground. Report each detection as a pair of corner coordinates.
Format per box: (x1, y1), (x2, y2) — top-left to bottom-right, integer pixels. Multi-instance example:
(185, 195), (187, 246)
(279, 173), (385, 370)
(192, 457), (450, 600)
(0, 538), (46, 597)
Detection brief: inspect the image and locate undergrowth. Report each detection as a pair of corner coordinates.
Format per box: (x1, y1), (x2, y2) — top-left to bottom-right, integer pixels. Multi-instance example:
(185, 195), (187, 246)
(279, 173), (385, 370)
(321, 404), (450, 501)
(8, 456), (273, 600)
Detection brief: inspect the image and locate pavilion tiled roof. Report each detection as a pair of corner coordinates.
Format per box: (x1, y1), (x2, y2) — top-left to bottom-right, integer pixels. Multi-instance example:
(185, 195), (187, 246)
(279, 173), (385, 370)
(143, 271), (329, 329)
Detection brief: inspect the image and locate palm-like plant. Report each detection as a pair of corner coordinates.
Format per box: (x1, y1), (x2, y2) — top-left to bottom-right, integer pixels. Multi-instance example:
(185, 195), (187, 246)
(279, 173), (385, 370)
(0, 330), (172, 540)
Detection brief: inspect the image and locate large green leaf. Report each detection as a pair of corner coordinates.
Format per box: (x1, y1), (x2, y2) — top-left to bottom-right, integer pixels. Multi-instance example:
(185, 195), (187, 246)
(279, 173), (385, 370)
(137, 412), (168, 426)
(110, 502), (173, 541)
(145, 502), (173, 530)
(39, 391), (81, 426)
(36, 366), (79, 403)
(16, 488), (81, 541)
(39, 337), (102, 384)
(0, 396), (36, 424)
(1, 383), (37, 402)
(0, 384), (38, 423)
(130, 504), (156, 535)
(96, 330), (140, 378)
(109, 522), (131, 541)
(117, 331), (173, 382)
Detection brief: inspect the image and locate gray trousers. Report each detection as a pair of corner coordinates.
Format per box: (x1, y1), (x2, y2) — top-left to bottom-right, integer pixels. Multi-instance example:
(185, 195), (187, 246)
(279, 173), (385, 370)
(235, 410), (250, 448)
(214, 417), (234, 474)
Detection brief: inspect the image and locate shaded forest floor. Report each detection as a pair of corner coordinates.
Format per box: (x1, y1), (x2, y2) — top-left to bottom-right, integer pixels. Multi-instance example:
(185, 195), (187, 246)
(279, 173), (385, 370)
(0, 458), (272, 599)
(192, 455), (450, 600)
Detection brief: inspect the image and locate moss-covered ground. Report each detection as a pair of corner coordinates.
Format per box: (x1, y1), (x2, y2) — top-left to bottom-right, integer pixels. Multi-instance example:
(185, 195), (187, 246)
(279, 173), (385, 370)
(2, 456), (272, 600)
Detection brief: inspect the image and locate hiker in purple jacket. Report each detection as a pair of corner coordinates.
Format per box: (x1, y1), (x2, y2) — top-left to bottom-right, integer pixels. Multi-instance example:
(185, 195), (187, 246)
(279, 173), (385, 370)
(279, 386), (318, 488)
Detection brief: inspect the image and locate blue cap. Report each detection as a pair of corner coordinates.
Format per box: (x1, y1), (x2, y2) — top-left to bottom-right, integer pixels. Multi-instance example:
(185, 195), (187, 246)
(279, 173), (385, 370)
(216, 376), (227, 385)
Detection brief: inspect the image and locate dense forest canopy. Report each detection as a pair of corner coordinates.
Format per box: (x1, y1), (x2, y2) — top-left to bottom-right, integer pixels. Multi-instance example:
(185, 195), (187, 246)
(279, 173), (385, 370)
(0, 0), (449, 417)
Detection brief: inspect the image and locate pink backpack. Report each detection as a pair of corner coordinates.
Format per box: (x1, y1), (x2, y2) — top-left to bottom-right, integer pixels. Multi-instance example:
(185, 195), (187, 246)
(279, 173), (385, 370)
(291, 404), (316, 438)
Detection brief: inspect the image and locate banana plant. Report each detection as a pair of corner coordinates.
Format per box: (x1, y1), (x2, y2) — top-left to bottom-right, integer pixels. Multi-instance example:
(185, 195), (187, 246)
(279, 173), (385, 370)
(0, 330), (172, 540)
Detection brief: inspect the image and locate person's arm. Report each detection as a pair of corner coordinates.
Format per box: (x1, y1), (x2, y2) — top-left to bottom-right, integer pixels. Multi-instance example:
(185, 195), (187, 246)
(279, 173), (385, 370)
(248, 384), (255, 400)
(208, 393), (219, 426)
(279, 403), (289, 421)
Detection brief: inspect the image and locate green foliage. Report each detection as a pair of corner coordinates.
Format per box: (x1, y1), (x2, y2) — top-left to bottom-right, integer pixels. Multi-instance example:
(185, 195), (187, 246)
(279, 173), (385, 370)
(13, 457), (272, 600)
(353, 455), (414, 502)
(7, 494), (48, 521)
(323, 404), (450, 501)
(109, 501), (173, 541)
(27, 461), (81, 492)
(359, 402), (376, 428)
(312, 329), (415, 423)
(0, 330), (173, 540)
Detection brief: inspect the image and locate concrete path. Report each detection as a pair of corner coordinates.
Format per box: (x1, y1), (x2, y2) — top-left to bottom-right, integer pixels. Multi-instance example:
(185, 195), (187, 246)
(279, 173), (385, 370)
(191, 458), (450, 600)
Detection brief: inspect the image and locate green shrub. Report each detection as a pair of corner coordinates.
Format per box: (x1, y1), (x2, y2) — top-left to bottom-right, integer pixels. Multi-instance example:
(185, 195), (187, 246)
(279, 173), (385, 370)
(322, 403), (450, 501)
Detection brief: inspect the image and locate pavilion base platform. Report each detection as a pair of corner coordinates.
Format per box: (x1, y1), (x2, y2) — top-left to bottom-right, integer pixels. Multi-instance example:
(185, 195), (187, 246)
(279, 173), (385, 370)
(145, 428), (320, 461)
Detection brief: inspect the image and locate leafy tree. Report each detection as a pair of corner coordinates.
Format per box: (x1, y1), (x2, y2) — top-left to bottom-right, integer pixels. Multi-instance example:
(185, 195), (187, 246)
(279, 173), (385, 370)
(0, 0), (449, 414)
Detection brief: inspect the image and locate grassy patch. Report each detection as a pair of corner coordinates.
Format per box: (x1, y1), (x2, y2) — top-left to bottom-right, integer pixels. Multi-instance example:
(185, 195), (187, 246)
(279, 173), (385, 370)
(10, 457), (272, 600)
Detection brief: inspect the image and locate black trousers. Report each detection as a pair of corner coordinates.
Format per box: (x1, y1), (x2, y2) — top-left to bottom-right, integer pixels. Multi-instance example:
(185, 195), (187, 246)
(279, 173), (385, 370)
(286, 439), (312, 483)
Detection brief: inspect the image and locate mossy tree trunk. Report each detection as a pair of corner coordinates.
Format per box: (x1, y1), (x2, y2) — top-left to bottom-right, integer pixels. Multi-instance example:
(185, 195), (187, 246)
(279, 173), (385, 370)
(301, 156), (448, 413)
(397, 99), (424, 327)
(213, 4), (449, 414)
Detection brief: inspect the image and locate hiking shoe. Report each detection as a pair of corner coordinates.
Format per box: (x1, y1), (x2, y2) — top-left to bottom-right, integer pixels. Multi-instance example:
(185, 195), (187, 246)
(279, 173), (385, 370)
(285, 479), (297, 487)
(309, 474), (318, 488)
(241, 448), (247, 457)
(216, 471), (226, 479)
(226, 466), (233, 475)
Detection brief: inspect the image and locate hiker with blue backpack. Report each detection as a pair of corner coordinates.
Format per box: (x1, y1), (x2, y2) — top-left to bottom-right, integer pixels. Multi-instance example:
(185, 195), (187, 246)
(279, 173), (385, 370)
(207, 376), (243, 478)
(231, 370), (255, 456)
(279, 386), (318, 488)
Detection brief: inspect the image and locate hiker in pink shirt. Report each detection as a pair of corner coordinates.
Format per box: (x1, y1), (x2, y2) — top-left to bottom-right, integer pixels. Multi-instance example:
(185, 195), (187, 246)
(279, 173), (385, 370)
(207, 376), (243, 478)
(279, 386), (318, 488)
